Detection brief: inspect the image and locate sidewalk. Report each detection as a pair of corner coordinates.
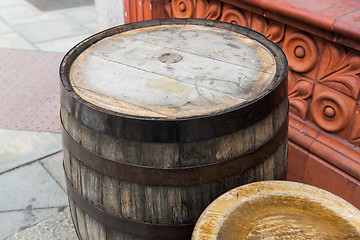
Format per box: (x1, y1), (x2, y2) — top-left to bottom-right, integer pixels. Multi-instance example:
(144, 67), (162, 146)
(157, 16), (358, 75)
(0, 0), (98, 239)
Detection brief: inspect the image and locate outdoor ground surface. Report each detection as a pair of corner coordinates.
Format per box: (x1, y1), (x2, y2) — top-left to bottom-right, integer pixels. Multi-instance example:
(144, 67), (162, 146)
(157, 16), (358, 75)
(0, 0), (97, 239)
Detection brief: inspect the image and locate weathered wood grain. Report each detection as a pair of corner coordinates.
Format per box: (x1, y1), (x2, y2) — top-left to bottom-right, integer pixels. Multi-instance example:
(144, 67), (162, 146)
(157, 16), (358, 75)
(61, 19), (288, 240)
(70, 25), (276, 118)
(61, 97), (288, 239)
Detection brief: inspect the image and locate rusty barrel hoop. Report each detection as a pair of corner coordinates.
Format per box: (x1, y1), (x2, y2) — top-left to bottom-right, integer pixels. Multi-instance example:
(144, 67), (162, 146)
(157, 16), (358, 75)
(60, 18), (288, 239)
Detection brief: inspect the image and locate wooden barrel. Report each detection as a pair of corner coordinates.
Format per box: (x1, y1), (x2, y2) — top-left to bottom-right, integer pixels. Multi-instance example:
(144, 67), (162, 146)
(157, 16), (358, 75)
(192, 181), (360, 239)
(60, 19), (288, 239)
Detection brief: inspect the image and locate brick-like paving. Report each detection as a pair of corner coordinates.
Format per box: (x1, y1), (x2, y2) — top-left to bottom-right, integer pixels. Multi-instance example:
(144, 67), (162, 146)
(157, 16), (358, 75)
(0, 49), (63, 132)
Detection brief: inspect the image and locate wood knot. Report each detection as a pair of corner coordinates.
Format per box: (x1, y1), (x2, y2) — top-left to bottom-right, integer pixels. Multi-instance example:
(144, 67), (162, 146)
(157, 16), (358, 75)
(159, 53), (183, 64)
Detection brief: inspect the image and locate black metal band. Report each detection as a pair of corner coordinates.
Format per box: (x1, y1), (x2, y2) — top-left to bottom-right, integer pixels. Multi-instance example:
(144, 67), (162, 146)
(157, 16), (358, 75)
(65, 173), (194, 239)
(62, 115), (288, 186)
(60, 18), (288, 143)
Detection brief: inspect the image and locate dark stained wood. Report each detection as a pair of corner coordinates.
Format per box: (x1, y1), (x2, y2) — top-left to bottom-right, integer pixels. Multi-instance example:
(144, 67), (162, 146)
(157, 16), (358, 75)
(62, 119), (287, 186)
(61, 98), (288, 239)
(61, 19), (288, 240)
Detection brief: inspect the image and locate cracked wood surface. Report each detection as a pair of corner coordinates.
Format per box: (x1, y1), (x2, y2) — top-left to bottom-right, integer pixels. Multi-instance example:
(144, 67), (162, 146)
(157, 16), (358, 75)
(70, 25), (276, 118)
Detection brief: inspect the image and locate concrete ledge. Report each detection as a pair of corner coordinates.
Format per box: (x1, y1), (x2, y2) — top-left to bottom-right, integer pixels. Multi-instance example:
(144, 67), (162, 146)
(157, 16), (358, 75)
(288, 114), (360, 209)
(289, 114), (360, 180)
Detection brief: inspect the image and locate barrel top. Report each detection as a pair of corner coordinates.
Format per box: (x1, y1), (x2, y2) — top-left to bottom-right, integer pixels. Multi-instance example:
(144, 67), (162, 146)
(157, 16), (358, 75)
(192, 181), (360, 240)
(69, 23), (278, 119)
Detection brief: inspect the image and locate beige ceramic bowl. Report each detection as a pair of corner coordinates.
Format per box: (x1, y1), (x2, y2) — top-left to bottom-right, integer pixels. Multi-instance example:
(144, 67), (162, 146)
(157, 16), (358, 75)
(192, 181), (360, 239)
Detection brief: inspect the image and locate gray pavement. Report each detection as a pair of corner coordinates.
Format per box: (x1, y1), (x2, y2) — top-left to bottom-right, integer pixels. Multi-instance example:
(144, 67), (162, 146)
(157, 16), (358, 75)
(0, 155), (67, 239)
(0, 131), (75, 239)
(6, 208), (77, 240)
(0, 129), (62, 173)
(0, 0), (97, 52)
(0, 0), (98, 239)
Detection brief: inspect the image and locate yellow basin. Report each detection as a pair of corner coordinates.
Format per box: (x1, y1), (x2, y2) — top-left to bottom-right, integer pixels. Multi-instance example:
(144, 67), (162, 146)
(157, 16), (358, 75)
(192, 181), (360, 239)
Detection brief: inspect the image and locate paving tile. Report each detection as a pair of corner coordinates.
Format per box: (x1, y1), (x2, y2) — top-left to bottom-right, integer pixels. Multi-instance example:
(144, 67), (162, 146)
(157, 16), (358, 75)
(0, 49), (63, 132)
(0, 162), (68, 239)
(35, 33), (92, 52)
(24, 99), (61, 132)
(0, 50), (62, 97)
(0, 0), (26, 7)
(0, 19), (13, 34)
(13, 18), (91, 44)
(49, 84), (61, 101)
(8, 11), (66, 26)
(40, 152), (66, 192)
(84, 22), (99, 32)
(0, 96), (38, 129)
(0, 162), (67, 211)
(27, 0), (94, 11)
(0, 2), (67, 26)
(6, 208), (77, 240)
(0, 2), (40, 25)
(0, 72), (54, 99)
(0, 208), (60, 240)
(0, 129), (62, 173)
(0, 90), (60, 133)
(0, 32), (37, 50)
(61, 5), (97, 25)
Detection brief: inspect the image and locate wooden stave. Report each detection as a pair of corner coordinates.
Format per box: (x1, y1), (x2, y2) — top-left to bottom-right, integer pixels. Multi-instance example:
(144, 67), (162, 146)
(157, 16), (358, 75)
(61, 97), (288, 239)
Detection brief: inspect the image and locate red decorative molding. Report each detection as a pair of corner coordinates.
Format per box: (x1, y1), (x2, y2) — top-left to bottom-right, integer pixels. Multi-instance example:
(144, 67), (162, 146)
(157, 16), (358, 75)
(220, 5), (248, 26)
(256, 0), (360, 50)
(282, 30), (319, 73)
(317, 42), (360, 99)
(309, 85), (356, 138)
(287, 71), (313, 120)
(349, 104), (360, 146)
(124, 0), (168, 23)
(289, 114), (360, 180)
(289, 114), (360, 208)
(165, 0), (221, 19)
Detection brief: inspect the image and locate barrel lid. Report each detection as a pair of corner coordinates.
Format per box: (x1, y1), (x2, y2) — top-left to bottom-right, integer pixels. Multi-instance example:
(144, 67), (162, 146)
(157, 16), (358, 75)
(192, 181), (360, 239)
(60, 19), (287, 143)
(69, 23), (276, 119)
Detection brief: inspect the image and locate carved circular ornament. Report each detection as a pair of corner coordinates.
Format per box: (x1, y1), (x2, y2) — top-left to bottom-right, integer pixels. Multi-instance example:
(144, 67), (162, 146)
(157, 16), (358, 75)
(283, 32), (319, 73)
(220, 8), (249, 27)
(294, 46), (305, 58)
(172, 0), (194, 18)
(179, 2), (186, 11)
(324, 106), (336, 118)
(311, 91), (350, 133)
